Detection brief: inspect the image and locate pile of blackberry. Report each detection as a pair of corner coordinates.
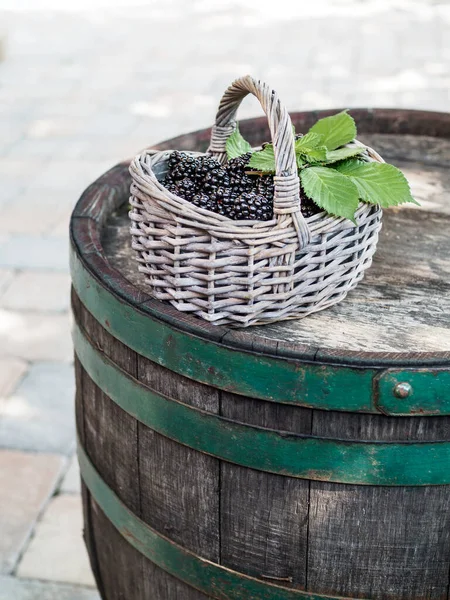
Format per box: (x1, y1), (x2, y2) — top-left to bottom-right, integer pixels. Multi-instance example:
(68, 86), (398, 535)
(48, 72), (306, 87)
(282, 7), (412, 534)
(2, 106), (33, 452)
(163, 150), (320, 221)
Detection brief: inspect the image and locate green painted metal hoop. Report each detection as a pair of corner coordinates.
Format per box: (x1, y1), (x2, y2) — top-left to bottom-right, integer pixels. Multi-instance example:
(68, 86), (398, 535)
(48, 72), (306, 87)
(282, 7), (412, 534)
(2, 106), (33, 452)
(79, 440), (370, 600)
(70, 248), (450, 416)
(73, 322), (450, 486)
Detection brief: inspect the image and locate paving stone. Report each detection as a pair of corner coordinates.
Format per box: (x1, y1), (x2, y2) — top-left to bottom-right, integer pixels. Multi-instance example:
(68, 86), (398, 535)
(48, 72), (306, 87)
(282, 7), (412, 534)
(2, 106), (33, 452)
(26, 117), (85, 140)
(0, 268), (14, 294)
(48, 206), (73, 237)
(0, 160), (45, 181)
(0, 33), (6, 63)
(4, 139), (71, 161)
(78, 112), (138, 138)
(0, 202), (70, 236)
(18, 494), (96, 588)
(0, 181), (25, 206)
(0, 358), (27, 399)
(13, 186), (79, 215)
(0, 576), (100, 600)
(0, 271), (71, 312)
(0, 309), (72, 362)
(0, 362), (75, 454)
(28, 160), (117, 195)
(0, 451), (65, 574)
(0, 235), (68, 271)
(60, 455), (81, 494)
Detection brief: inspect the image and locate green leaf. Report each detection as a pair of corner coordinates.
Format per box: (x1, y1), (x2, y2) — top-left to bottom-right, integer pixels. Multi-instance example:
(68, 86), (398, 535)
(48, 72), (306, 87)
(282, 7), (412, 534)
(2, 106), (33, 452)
(295, 132), (324, 152)
(248, 144), (276, 172)
(226, 124), (252, 160)
(307, 110), (357, 150)
(296, 154), (306, 168)
(324, 146), (367, 164)
(300, 166), (359, 222)
(295, 133), (327, 166)
(300, 146), (328, 164)
(335, 160), (418, 207)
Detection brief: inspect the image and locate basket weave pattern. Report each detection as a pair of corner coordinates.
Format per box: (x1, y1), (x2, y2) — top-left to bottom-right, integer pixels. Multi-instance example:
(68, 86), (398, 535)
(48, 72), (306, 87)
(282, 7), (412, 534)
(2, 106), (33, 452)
(129, 76), (382, 326)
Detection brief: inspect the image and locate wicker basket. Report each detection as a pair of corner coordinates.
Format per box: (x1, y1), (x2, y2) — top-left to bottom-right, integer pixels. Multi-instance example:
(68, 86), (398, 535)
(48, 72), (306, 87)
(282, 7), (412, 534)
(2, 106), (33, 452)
(129, 76), (383, 327)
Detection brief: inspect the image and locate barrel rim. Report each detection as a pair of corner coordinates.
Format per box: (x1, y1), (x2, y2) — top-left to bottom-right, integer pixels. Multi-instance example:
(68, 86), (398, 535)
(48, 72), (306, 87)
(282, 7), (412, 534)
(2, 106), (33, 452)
(70, 109), (450, 368)
(70, 107), (450, 368)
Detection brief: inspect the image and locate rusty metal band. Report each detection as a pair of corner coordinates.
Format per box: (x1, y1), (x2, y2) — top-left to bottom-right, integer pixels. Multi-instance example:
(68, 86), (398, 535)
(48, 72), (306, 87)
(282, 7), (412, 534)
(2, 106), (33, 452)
(73, 322), (450, 486)
(78, 439), (371, 600)
(70, 246), (450, 416)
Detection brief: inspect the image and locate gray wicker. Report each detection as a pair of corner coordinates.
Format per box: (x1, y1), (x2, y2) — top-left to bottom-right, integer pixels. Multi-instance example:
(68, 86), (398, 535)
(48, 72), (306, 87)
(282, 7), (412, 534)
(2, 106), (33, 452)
(129, 76), (383, 327)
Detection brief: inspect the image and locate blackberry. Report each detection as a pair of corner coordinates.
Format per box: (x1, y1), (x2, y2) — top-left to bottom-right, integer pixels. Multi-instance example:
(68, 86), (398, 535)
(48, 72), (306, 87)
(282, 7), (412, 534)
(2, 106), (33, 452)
(191, 192), (211, 209)
(227, 152), (252, 175)
(233, 192), (273, 222)
(193, 194), (217, 213)
(166, 184), (180, 196)
(198, 156), (221, 171)
(215, 187), (232, 216)
(170, 163), (190, 181)
(227, 154), (252, 191)
(300, 193), (322, 219)
(194, 156), (223, 184)
(168, 151), (182, 168)
(168, 151), (197, 180)
(203, 169), (224, 192)
(168, 151), (191, 169)
(177, 177), (197, 200)
(162, 149), (280, 222)
(194, 158), (227, 201)
(256, 175), (274, 200)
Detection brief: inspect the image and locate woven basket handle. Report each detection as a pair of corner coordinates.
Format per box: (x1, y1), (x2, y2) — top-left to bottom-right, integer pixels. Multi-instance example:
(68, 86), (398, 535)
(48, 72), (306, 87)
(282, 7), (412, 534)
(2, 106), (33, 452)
(208, 75), (311, 249)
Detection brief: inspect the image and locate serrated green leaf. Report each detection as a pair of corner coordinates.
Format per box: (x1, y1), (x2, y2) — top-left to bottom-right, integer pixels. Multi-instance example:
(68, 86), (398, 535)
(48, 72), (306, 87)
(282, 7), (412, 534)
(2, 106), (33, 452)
(324, 146), (367, 164)
(295, 132), (324, 152)
(335, 160), (418, 207)
(300, 166), (359, 222)
(248, 144), (276, 172)
(226, 124), (252, 160)
(296, 154), (306, 168)
(300, 146), (328, 164)
(296, 133), (327, 166)
(307, 111), (357, 150)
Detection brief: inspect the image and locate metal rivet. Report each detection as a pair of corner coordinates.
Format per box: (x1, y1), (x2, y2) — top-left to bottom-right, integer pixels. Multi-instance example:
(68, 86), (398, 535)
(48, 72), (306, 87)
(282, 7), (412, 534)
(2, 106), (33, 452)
(394, 382), (412, 399)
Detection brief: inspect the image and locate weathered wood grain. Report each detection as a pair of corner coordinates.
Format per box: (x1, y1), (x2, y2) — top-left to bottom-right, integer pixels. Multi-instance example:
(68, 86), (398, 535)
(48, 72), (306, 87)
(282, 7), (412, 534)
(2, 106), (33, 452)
(307, 482), (450, 600)
(220, 393), (312, 587)
(91, 499), (211, 600)
(310, 408), (450, 442)
(138, 355), (220, 560)
(307, 409), (450, 599)
(90, 496), (147, 600)
(75, 292), (220, 556)
(79, 342), (140, 514)
(75, 297), (215, 599)
(73, 293), (106, 596)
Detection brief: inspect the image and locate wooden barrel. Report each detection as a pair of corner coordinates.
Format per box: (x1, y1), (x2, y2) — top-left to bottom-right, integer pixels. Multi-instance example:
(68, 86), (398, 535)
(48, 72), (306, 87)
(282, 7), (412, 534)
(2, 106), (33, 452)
(71, 109), (450, 600)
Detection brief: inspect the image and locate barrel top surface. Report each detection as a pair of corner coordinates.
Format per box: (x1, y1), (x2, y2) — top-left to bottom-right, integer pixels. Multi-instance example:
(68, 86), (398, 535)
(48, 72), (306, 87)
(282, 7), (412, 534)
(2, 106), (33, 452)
(71, 109), (450, 365)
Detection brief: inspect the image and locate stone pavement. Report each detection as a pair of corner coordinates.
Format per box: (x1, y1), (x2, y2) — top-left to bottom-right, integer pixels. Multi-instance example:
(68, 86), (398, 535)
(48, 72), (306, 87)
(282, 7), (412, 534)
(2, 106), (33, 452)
(0, 0), (449, 597)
